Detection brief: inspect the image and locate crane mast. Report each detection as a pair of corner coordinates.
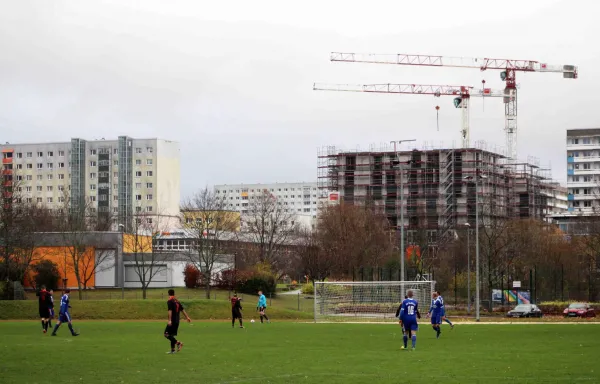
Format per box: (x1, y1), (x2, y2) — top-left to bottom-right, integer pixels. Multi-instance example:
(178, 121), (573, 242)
(313, 83), (507, 148)
(330, 52), (578, 160)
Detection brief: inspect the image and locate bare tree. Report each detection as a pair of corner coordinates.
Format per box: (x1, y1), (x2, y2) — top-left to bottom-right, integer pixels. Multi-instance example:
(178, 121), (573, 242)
(181, 187), (238, 299)
(296, 228), (333, 281)
(122, 209), (169, 299)
(243, 190), (300, 273)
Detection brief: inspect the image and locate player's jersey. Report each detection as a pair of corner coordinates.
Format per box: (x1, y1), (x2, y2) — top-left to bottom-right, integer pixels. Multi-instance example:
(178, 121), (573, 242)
(231, 297), (242, 310)
(48, 294), (54, 309)
(438, 295), (445, 309)
(38, 290), (49, 309)
(167, 296), (184, 324)
(258, 294), (267, 308)
(59, 294), (70, 314)
(400, 298), (419, 322)
(431, 297), (443, 317)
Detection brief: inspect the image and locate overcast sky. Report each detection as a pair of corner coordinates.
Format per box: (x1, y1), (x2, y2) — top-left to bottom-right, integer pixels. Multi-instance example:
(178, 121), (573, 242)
(1, 0), (597, 198)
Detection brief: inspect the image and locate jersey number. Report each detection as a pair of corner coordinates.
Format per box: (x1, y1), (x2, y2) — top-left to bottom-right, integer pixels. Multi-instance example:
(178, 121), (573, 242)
(407, 305), (415, 315)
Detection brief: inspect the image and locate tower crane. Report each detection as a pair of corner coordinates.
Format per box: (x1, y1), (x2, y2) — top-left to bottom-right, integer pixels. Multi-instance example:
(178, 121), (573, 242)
(313, 83), (507, 148)
(329, 52), (578, 161)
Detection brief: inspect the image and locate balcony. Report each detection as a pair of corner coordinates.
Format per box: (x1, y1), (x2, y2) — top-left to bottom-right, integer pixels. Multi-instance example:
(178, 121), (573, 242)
(570, 156), (600, 163)
(566, 143), (600, 150)
(572, 169), (600, 175)
(568, 182), (597, 188)
(571, 194), (597, 201)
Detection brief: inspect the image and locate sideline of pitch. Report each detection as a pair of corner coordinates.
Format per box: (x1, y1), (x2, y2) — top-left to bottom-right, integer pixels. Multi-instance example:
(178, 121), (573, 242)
(306, 321), (600, 325)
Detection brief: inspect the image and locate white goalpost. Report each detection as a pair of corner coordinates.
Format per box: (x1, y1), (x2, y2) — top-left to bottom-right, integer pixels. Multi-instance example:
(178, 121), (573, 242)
(313, 281), (436, 323)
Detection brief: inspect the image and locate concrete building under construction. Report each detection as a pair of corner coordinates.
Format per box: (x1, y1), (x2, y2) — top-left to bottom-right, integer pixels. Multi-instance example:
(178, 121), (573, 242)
(318, 143), (566, 242)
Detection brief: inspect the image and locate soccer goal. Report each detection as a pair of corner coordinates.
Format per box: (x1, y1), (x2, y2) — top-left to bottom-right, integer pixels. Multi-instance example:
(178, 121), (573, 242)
(313, 281), (436, 323)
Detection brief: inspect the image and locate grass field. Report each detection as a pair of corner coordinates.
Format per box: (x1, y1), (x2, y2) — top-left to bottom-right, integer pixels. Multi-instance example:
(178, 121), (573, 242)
(1, 322), (599, 384)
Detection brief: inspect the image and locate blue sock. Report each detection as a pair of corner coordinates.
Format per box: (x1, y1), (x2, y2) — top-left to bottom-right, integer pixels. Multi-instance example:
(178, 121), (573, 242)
(402, 335), (408, 348)
(68, 323), (75, 335)
(436, 326), (441, 338)
(411, 335), (416, 348)
(445, 318), (453, 326)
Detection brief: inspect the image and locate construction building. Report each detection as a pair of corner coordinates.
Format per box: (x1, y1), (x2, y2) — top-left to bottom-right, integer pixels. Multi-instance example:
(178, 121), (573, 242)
(1, 137), (180, 231)
(318, 143), (566, 243)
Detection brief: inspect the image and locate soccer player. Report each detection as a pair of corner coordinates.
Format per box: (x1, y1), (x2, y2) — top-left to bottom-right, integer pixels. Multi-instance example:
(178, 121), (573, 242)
(257, 290), (270, 324)
(37, 285), (51, 333)
(47, 289), (55, 328)
(399, 290), (420, 350)
(164, 289), (191, 354)
(51, 289), (79, 337)
(428, 292), (442, 339)
(395, 295), (408, 330)
(437, 291), (454, 329)
(231, 294), (244, 328)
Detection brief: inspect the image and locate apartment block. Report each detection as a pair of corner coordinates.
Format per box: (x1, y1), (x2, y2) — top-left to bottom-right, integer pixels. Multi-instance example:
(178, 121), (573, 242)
(1, 136), (180, 230)
(214, 182), (322, 229)
(566, 128), (600, 214)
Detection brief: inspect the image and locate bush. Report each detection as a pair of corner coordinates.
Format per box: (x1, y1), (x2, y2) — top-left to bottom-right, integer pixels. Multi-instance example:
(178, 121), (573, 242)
(214, 269), (236, 290)
(32, 260), (60, 290)
(236, 274), (276, 296)
(183, 264), (201, 288)
(301, 283), (314, 295)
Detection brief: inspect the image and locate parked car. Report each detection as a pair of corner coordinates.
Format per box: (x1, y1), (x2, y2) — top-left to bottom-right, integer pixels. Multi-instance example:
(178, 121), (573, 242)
(563, 303), (596, 318)
(506, 304), (543, 318)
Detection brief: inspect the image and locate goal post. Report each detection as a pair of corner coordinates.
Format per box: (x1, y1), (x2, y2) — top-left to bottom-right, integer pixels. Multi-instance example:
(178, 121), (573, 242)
(313, 281), (436, 323)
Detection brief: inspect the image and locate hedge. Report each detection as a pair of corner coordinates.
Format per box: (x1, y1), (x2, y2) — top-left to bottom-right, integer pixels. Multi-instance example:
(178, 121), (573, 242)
(0, 299), (313, 321)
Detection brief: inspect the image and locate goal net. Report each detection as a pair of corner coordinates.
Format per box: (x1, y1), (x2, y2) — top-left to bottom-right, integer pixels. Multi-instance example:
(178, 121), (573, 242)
(314, 281), (436, 323)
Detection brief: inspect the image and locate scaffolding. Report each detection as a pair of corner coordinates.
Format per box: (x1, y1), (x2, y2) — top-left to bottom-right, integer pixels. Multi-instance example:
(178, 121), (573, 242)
(317, 143), (557, 234)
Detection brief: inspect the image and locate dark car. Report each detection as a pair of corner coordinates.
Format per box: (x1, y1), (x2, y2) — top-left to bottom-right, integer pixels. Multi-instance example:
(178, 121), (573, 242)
(507, 304), (543, 318)
(563, 303), (596, 318)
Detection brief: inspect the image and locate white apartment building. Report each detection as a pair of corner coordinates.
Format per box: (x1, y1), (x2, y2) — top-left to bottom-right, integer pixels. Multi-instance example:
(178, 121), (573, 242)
(566, 128), (600, 214)
(214, 182), (322, 229)
(1, 136), (180, 230)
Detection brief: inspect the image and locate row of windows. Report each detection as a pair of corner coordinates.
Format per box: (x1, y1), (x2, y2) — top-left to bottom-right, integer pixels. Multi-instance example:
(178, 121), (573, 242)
(217, 187), (317, 194)
(572, 201), (593, 207)
(89, 159), (152, 167)
(15, 174), (66, 181)
(4, 146), (154, 160)
(570, 176), (595, 182)
(570, 138), (594, 145)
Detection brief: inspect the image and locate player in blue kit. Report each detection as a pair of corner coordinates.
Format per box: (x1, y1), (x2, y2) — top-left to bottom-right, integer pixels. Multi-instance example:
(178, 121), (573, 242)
(437, 291), (454, 329)
(51, 290), (79, 337)
(428, 292), (442, 339)
(398, 290), (421, 350)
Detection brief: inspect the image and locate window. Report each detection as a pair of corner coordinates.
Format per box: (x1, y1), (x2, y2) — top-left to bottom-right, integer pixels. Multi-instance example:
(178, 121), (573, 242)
(114, 184), (118, 189)
(135, 159), (141, 165)
(47, 163), (53, 169)
(90, 173), (96, 179)
(135, 171), (142, 177)
(573, 188), (580, 195)
(136, 183), (142, 189)
(37, 186), (43, 192)
(16, 175), (22, 181)
(114, 172), (118, 178)
(136, 206), (142, 212)
(27, 163), (32, 169)
(37, 197), (43, 203)
(90, 184), (96, 190)
(58, 150), (65, 157)
(16, 152), (22, 158)
(16, 164), (22, 170)
(584, 188), (591, 195)
(114, 160), (118, 166)
(584, 176), (592, 182)
(90, 208), (96, 213)
(146, 182), (153, 188)
(146, 159), (153, 165)
(584, 201), (592, 207)
(90, 196), (96, 202)
(90, 161), (96, 167)
(26, 175), (32, 181)
(26, 186), (32, 192)
(27, 152), (32, 158)
(135, 147), (142, 154)
(47, 174), (53, 180)
(90, 149), (97, 155)
(146, 206), (153, 212)
(58, 196), (65, 203)
(147, 147), (153, 153)
(37, 163), (43, 169)
(583, 138), (591, 144)
(37, 151), (43, 157)
(584, 163), (591, 170)
(47, 186), (53, 192)
(36, 175), (42, 181)
(146, 194), (153, 200)
(47, 151), (53, 157)
(135, 194), (142, 201)
(146, 218), (153, 224)
(113, 148), (118, 155)
(47, 197), (53, 203)
(146, 171), (153, 177)
(572, 138), (579, 144)
(114, 195), (118, 201)
(58, 162), (65, 168)
(58, 185), (64, 191)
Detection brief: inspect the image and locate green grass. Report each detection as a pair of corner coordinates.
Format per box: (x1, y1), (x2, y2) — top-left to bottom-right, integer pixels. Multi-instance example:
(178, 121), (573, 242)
(1, 322), (599, 383)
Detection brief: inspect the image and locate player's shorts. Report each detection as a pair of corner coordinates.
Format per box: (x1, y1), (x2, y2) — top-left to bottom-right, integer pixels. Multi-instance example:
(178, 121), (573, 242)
(164, 323), (180, 337)
(440, 308), (446, 317)
(39, 308), (50, 318)
(431, 315), (441, 325)
(403, 320), (418, 331)
(232, 309), (242, 319)
(258, 306), (266, 315)
(59, 312), (72, 323)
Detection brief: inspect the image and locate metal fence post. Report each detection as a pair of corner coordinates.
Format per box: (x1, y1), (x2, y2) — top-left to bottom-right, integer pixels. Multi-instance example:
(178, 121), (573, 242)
(297, 292), (300, 311)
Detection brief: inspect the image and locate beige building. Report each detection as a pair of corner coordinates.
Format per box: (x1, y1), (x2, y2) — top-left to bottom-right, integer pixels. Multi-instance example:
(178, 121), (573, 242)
(1, 136), (180, 230)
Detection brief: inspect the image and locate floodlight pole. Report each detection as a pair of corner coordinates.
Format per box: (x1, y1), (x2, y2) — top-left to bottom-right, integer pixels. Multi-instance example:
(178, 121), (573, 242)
(475, 174), (481, 322)
(391, 139), (416, 286)
(464, 223), (471, 314)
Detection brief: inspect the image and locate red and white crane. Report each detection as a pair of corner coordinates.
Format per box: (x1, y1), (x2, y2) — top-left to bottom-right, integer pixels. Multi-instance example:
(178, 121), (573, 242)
(328, 52), (578, 160)
(313, 83), (507, 148)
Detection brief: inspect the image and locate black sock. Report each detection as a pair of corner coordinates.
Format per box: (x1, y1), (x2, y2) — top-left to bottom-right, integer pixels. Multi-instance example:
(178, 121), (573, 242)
(48, 319), (52, 327)
(168, 336), (177, 350)
(68, 323), (75, 335)
(239, 319), (243, 327)
(41, 320), (45, 330)
(263, 314), (269, 321)
(52, 324), (60, 334)
(260, 315), (263, 323)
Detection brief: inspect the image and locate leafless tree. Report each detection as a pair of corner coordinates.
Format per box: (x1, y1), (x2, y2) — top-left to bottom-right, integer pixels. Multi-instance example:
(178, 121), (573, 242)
(295, 227), (333, 281)
(122, 209), (170, 299)
(181, 187), (238, 299)
(242, 190), (300, 273)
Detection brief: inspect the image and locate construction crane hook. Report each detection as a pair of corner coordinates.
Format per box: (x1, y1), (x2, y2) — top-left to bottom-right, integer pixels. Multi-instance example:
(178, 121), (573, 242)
(435, 105), (440, 131)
